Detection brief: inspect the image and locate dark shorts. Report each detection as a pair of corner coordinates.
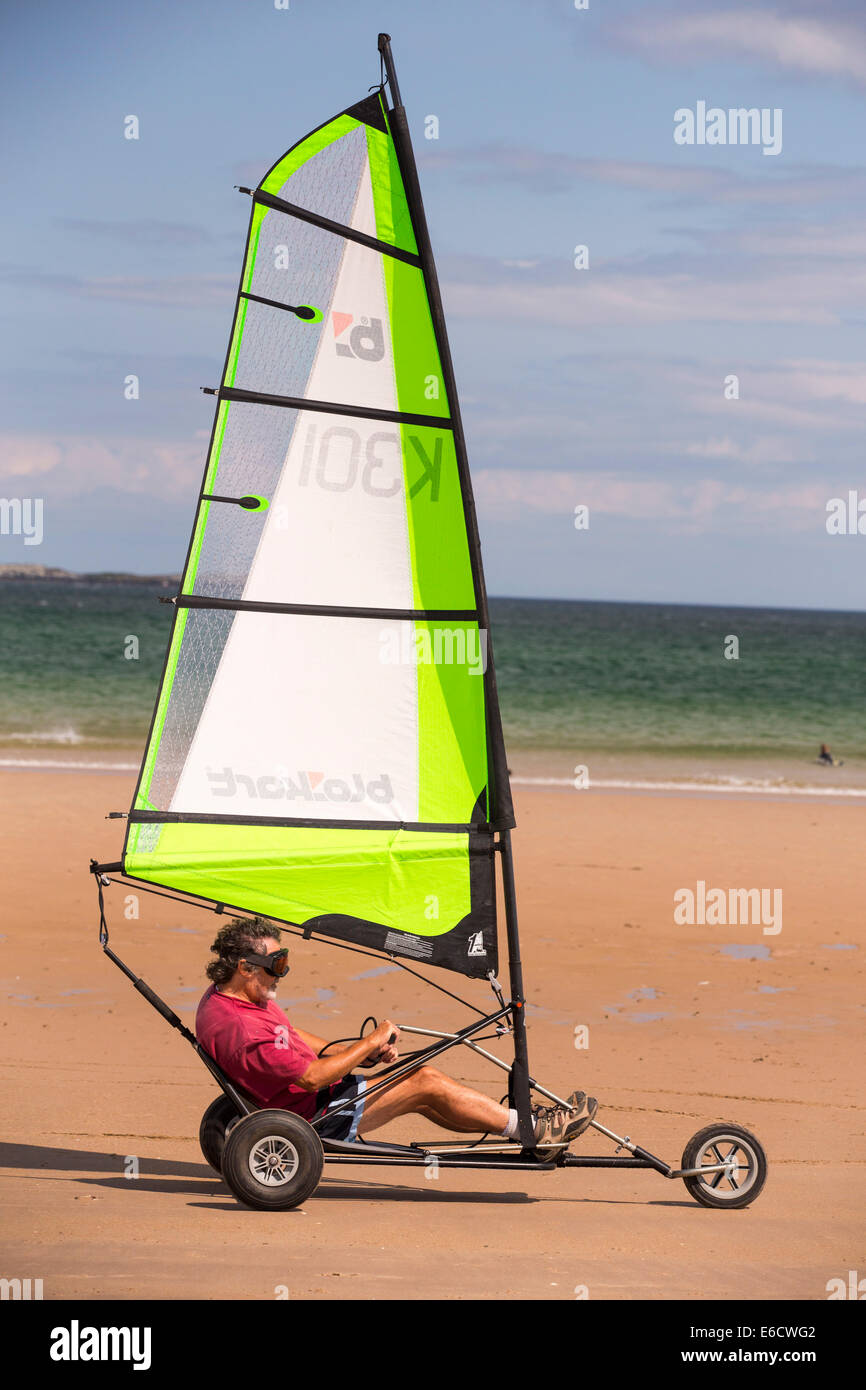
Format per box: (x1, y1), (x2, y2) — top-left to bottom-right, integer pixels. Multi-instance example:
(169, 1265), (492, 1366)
(311, 1075), (367, 1142)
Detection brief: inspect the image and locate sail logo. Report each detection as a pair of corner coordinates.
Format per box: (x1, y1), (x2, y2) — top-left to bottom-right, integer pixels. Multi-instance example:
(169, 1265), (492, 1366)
(467, 931), (487, 957)
(207, 767), (395, 805)
(332, 311), (385, 361)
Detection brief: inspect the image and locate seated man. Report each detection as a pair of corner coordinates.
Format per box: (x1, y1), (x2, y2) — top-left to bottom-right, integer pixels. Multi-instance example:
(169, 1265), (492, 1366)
(196, 917), (597, 1152)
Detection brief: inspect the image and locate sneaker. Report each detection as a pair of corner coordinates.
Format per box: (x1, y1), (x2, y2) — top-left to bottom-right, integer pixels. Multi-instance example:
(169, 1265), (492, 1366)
(547, 1091), (598, 1144)
(530, 1105), (567, 1162)
(531, 1103), (552, 1143)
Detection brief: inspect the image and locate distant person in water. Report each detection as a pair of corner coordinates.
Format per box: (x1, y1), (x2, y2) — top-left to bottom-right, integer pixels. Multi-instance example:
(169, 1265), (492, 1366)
(817, 743), (843, 767)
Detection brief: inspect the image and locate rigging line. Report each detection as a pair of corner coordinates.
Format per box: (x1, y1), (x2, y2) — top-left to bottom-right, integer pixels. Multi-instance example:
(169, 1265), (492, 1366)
(210, 385), (453, 431)
(238, 187), (422, 268)
(96, 874), (493, 1018)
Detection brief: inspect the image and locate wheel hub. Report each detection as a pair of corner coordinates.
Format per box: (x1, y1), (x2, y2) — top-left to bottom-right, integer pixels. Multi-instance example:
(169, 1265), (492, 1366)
(248, 1135), (300, 1186)
(695, 1135), (758, 1199)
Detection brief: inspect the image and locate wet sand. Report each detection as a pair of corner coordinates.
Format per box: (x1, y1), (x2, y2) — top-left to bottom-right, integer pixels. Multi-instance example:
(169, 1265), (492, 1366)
(1, 768), (863, 1300)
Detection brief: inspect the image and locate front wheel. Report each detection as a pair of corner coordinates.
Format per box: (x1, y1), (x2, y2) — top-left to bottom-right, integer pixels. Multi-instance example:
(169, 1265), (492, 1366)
(221, 1110), (323, 1211)
(681, 1123), (767, 1209)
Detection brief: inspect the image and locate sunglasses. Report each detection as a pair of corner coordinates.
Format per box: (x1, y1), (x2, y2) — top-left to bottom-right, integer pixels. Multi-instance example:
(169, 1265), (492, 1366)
(241, 948), (290, 978)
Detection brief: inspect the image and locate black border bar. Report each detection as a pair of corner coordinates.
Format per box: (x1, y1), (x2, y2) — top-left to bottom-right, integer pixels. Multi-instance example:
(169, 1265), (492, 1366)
(175, 594), (479, 621)
(218, 384), (452, 430)
(127, 811), (487, 833)
(246, 186), (422, 267)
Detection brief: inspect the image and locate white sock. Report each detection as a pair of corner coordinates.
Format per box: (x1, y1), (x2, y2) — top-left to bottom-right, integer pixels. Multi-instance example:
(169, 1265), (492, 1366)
(501, 1108), (519, 1139)
(502, 1108), (544, 1140)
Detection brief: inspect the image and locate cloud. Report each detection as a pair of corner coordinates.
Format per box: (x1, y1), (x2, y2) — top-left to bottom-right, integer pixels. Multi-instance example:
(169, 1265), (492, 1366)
(423, 145), (866, 209)
(474, 465), (831, 533)
(441, 253), (864, 327)
(56, 219), (212, 247)
(608, 5), (866, 85)
(0, 432), (203, 496)
(0, 264), (233, 307)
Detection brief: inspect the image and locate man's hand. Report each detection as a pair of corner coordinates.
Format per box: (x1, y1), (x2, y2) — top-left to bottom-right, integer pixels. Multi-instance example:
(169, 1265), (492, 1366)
(297, 1018), (401, 1090)
(363, 1018), (399, 1067)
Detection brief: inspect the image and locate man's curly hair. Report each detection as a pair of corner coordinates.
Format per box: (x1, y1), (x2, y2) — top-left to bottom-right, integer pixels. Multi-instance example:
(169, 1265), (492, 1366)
(206, 917), (277, 986)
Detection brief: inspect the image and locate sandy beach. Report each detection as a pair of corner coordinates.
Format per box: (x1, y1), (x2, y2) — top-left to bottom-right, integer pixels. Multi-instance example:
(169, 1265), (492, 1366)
(1, 767), (863, 1301)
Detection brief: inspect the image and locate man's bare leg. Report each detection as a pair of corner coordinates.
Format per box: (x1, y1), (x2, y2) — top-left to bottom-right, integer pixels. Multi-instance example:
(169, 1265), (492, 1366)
(356, 1065), (511, 1137)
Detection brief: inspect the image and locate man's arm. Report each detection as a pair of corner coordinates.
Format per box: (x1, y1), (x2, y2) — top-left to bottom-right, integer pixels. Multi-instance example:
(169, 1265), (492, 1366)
(293, 1025), (398, 1070)
(294, 1019), (399, 1092)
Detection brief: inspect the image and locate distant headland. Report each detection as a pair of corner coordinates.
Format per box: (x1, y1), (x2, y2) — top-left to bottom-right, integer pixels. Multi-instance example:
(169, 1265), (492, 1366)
(0, 564), (180, 585)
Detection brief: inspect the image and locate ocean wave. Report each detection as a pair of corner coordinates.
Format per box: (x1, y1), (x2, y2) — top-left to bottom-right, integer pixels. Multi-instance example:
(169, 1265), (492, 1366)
(1, 728), (85, 745)
(512, 775), (866, 798)
(0, 758), (138, 771)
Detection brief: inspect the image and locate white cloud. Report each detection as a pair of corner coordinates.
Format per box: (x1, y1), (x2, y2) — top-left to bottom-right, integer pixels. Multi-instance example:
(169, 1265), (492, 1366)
(0, 265), (233, 307)
(615, 7), (866, 84)
(474, 465), (829, 532)
(443, 263), (859, 327)
(0, 433), (203, 495)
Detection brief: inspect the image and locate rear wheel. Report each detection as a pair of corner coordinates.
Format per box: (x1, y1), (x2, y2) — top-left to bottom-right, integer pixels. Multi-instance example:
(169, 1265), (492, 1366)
(681, 1123), (767, 1209)
(199, 1095), (241, 1176)
(221, 1110), (323, 1210)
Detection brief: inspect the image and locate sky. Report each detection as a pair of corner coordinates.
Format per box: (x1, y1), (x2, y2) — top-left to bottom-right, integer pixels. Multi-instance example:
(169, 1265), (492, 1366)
(1, 0), (865, 609)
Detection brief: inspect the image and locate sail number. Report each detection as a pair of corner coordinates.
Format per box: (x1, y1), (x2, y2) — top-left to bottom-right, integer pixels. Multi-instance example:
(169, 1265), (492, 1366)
(298, 422), (442, 500)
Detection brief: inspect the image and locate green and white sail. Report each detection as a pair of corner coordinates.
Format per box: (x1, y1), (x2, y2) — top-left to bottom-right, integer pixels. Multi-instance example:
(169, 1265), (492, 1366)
(123, 89), (513, 978)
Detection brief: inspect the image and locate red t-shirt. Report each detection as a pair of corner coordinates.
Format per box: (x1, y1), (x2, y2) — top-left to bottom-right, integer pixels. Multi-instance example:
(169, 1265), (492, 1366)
(195, 985), (337, 1120)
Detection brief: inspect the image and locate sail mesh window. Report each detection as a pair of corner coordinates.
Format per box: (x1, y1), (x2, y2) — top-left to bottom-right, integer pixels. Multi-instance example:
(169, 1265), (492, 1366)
(267, 124), (369, 224)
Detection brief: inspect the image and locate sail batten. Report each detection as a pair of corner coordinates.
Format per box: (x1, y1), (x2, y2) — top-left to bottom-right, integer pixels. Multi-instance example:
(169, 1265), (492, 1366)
(123, 73), (511, 978)
(216, 386), (452, 429)
(248, 188), (423, 266)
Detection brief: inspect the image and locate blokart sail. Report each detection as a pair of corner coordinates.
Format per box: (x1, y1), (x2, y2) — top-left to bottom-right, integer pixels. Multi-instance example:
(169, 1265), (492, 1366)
(121, 71), (513, 979)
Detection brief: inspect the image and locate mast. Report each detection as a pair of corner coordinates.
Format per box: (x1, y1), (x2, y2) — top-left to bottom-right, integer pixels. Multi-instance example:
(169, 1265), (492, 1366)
(378, 34), (534, 1146)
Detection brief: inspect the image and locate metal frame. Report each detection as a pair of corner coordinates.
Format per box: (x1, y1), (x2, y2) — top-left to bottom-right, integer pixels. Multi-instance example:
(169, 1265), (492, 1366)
(90, 859), (685, 1179)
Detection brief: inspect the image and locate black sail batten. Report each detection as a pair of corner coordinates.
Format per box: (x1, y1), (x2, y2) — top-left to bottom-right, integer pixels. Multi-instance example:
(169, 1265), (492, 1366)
(247, 188), (423, 266)
(216, 385), (452, 429)
(129, 811), (489, 833)
(175, 595), (478, 621)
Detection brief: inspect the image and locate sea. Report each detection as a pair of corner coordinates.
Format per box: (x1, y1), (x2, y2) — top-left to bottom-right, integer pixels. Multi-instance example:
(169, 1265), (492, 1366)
(0, 578), (863, 799)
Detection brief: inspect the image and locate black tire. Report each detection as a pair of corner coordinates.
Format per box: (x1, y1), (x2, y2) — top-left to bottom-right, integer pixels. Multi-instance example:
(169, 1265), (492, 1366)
(681, 1123), (767, 1209)
(221, 1109), (323, 1211)
(199, 1095), (242, 1176)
